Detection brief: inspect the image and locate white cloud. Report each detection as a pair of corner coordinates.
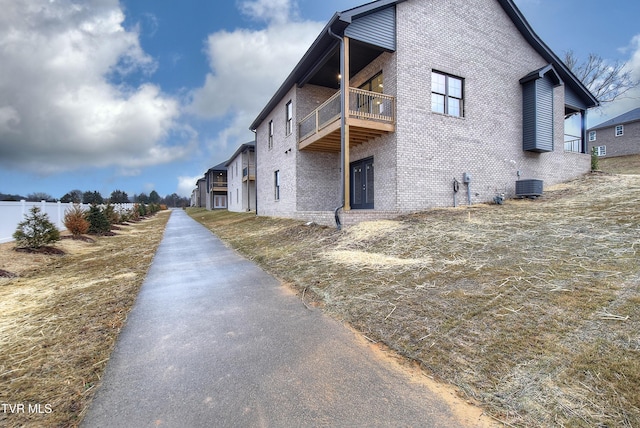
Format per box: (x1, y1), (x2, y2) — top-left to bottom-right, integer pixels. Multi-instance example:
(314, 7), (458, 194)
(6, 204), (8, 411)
(187, 0), (323, 153)
(239, 0), (299, 25)
(177, 174), (203, 197)
(0, 0), (188, 174)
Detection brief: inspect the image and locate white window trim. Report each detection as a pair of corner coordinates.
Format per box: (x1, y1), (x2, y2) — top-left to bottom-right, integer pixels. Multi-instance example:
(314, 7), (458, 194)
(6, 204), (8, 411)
(615, 125), (624, 137)
(588, 131), (596, 142)
(285, 101), (293, 136)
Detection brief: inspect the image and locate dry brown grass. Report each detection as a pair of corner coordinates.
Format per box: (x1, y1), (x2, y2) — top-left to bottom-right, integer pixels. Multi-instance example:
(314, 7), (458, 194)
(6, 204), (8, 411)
(599, 154), (640, 175)
(0, 211), (170, 428)
(189, 169), (640, 427)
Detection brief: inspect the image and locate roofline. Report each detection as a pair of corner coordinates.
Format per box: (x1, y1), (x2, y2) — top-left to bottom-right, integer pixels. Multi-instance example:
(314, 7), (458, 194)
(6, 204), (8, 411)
(589, 111), (640, 130)
(497, 0), (599, 108)
(224, 142), (255, 167)
(249, 0), (599, 131)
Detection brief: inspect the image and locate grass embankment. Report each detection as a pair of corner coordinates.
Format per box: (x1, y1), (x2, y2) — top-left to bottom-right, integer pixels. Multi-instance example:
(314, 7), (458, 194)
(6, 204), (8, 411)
(188, 168), (640, 427)
(0, 211), (170, 428)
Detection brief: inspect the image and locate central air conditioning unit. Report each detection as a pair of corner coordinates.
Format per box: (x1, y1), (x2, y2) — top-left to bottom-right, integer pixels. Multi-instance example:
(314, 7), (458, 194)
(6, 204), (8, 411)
(516, 179), (543, 198)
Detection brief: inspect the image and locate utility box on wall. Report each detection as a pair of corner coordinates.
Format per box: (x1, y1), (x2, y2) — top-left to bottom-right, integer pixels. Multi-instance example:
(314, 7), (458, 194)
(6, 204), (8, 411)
(516, 179), (544, 198)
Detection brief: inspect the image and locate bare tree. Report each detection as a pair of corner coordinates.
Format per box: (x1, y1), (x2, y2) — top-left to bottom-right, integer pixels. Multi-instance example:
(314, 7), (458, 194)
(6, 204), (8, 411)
(565, 50), (639, 104)
(26, 192), (53, 202)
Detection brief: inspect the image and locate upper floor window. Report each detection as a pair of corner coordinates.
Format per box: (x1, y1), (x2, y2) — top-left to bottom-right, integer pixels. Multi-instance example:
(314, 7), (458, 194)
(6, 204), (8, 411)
(615, 125), (624, 137)
(588, 131), (596, 141)
(359, 72), (383, 94)
(285, 101), (293, 136)
(268, 120), (274, 150)
(431, 71), (464, 117)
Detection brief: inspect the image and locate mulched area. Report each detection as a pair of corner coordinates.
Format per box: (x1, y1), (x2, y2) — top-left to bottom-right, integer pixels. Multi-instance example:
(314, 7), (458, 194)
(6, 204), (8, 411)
(14, 246), (66, 256)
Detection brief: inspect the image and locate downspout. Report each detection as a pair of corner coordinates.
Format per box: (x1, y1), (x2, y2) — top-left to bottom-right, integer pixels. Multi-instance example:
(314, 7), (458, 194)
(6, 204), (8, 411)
(328, 26), (345, 230)
(252, 130), (258, 216)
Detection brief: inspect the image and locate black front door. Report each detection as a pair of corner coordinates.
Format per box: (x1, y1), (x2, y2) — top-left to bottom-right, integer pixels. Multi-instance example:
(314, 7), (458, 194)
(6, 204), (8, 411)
(351, 157), (374, 209)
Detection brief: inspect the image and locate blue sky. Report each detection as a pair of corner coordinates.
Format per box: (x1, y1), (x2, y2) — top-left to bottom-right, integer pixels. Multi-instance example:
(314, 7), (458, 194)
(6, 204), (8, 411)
(0, 0), (638, 200)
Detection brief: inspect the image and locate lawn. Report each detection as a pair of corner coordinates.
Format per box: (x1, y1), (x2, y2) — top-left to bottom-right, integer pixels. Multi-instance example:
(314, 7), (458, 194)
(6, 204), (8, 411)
(188, 166), (640, 427)
(0, 211), (170, 428)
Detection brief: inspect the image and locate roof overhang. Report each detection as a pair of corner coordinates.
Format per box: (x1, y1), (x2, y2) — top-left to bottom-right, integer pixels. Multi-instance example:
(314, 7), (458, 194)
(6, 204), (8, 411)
(249, 0), (407, 131)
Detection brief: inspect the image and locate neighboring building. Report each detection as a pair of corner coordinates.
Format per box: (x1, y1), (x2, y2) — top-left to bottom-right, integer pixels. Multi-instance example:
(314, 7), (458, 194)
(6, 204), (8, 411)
(205, 162), (228, 210)
(587, 107), (640, 158)
(226, 142), (256, 212)
(249, 0), (598, 228)
(192, 177), (207, 208)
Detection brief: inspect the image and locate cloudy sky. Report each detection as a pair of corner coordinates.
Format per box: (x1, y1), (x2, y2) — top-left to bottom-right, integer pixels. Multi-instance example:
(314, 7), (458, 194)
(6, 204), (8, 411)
(0, 0), (638, 200)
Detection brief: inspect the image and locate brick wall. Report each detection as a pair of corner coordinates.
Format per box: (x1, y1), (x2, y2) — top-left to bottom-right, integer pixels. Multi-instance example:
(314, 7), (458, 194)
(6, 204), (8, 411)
(393, 0), (590, 212)
(256, 87), (298, 218)
(587, 121), (640, 158)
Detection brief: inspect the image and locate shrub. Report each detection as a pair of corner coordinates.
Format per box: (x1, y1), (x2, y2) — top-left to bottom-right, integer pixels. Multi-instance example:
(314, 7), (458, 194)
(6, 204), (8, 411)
(137, 203), (147, 217)
(128, 206), (140, 222)
(64, 204), (89, 237)
(85, 205), (111, 235)
(591, 147), (600, 171)
(102, 203), (120, 225)
(13, 206), (61, 249)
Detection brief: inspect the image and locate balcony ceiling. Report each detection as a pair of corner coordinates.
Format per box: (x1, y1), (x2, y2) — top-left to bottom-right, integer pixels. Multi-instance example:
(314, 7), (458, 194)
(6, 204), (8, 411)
(304, 40), (387, 90)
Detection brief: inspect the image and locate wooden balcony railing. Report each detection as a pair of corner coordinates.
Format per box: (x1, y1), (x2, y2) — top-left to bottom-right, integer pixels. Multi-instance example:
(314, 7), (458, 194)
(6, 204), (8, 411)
(298, 88), (395, 151)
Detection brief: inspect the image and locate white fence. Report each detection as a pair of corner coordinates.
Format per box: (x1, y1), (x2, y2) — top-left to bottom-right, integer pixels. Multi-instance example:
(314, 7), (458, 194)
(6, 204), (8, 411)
(0, 200), (137, 244)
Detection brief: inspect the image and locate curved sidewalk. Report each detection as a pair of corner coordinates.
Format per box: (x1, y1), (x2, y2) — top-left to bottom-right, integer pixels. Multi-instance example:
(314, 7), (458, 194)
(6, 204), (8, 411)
(82, 209), (483, 427)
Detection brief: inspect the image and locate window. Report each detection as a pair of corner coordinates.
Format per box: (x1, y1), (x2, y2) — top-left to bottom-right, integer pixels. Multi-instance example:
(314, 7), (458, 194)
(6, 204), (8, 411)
(615, 125), (624, 137)
(359, 72), (383, 93)
(595, 146), (606, 156)
(285, 101), (293, 136)
(274, 170), (280, 200)
(431, 71), (464, 117)
(588, 131), (596, 141)
(268, 120), (274, 150)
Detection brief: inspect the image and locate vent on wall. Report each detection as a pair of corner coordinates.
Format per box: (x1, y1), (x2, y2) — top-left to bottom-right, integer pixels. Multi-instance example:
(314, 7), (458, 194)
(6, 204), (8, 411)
(516, 179), (544, 198)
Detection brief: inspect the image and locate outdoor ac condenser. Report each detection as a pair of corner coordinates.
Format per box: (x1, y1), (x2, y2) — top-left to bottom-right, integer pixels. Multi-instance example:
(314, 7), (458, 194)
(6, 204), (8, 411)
(516, 179), (543, 198)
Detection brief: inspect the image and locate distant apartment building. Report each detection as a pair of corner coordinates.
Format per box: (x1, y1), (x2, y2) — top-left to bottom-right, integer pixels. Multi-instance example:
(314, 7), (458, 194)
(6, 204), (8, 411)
(587, 107), (640, 158)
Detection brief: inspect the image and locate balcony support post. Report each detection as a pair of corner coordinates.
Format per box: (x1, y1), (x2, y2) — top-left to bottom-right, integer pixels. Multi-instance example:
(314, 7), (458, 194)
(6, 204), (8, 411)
(344, 36), (351, 211)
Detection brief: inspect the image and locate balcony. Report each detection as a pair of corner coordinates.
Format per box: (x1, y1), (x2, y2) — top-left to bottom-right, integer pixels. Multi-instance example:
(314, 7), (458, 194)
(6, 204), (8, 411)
(298, 88), (395, 152)
(243, 166), (256, 182)
(210, 181), (227, 192)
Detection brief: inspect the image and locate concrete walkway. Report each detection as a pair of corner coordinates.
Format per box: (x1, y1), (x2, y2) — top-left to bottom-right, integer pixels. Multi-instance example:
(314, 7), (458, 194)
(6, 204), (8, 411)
(82, 209), (479, 427)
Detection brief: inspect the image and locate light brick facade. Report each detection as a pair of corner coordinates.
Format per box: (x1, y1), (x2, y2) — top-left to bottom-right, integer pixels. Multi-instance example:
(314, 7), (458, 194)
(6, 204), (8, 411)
(226, 145), (256, 212)
(254, 0), (594, 227)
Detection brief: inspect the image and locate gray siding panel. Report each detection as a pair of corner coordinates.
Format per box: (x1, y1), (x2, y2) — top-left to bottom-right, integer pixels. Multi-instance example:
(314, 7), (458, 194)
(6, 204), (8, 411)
(522, 74), (554, 152)
(522, 81), (537, 151)
(536, 76), (554, 152)
(565, 85), (587, 110)
(345, 7), (396, 51)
